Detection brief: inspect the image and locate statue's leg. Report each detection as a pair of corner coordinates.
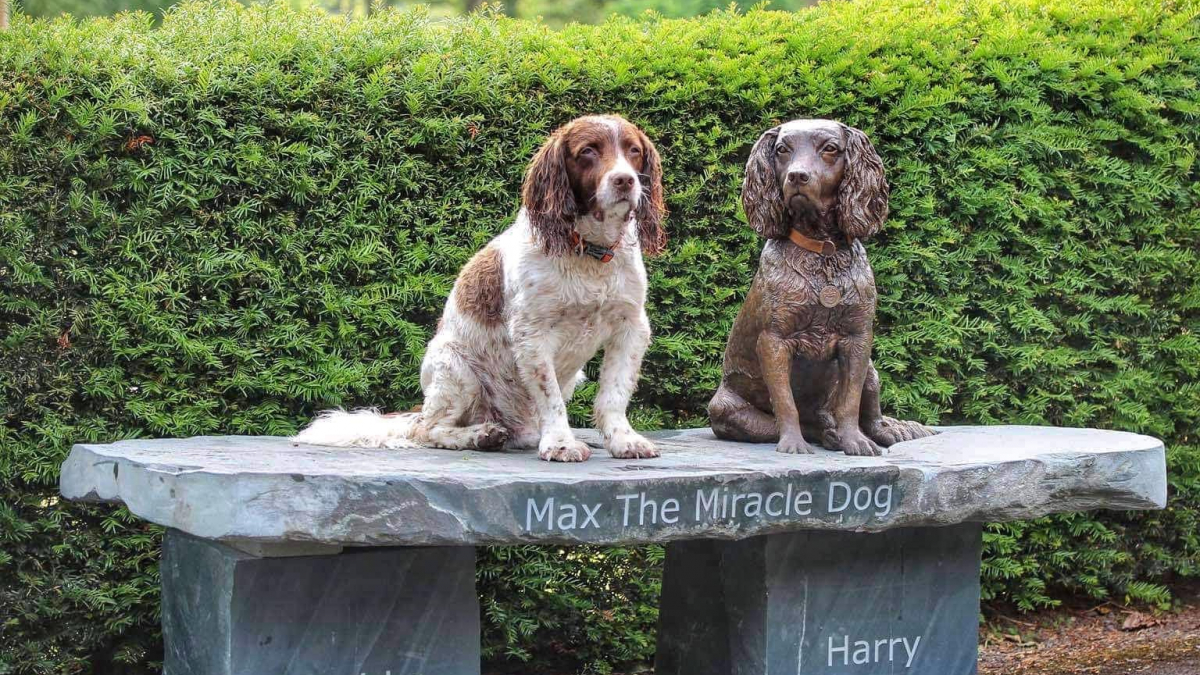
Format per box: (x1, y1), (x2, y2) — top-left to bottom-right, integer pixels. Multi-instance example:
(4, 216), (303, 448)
(709, 382), (780, 443)
(860, 362), (937, 446)
(820, 335), (882, 456)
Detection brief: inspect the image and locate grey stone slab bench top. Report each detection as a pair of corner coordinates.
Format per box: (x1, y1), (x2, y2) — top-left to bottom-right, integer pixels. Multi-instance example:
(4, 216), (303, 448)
(60, 425), (1166, 548)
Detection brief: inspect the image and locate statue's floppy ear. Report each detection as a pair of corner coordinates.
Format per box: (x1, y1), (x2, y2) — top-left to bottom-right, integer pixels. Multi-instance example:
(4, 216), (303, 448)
(522, 129), (577, 256)
(837, 124), (889, 241)
(742, 126), (788, 239)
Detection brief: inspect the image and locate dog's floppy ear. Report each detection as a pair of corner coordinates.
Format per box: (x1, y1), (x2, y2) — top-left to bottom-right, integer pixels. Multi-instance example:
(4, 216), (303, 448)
(522, 128), (576, 256)
(742, 125), (788, 239)
(838, 124), (889, 241)
(635, 128), (667, 256)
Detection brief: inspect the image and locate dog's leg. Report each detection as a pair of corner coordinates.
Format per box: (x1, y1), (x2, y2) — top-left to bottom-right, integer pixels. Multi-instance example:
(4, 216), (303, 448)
(860, 363), (937, 446)
(559, 369), (588, 402)
(511, 327), (591, 462)
(756, 333), (813, 454)
(824, 337), (884, 456)
(413, 350), (508, 451)
(595, 314), (658, 459)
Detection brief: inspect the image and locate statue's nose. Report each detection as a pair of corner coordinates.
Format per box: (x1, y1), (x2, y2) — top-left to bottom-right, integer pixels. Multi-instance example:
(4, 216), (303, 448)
(787, 169), (811, 185)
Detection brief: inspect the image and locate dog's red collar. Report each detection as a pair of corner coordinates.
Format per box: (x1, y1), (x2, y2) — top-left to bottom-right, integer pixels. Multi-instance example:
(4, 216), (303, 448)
(570, 231), (617, 263)
(788, 228), (851, 256)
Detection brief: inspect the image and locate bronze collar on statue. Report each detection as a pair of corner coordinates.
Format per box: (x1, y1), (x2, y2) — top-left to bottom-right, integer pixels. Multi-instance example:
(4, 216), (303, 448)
(787, 228), (850, 256)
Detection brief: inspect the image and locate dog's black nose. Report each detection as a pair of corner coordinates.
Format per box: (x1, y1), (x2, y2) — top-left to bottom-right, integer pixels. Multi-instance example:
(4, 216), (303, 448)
(787, 169), (811, 185)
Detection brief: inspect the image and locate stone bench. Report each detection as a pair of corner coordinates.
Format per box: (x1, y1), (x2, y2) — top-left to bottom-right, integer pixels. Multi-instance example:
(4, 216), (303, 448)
(60, 426), (1167, 675)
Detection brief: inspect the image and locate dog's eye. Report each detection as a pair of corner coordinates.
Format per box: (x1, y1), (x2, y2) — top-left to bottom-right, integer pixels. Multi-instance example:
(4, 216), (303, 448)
(775, 145), (789, 155)
(822, 143), (839, 153)
(628, 145), (641, 156)
(580, 146), (598, 158)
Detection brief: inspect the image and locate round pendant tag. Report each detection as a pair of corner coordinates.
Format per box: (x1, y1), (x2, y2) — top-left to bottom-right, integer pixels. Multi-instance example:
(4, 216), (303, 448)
(819, 285), (842, 308)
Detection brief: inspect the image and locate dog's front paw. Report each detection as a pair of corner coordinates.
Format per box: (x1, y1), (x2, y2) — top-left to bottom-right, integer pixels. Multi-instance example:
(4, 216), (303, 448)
(607, 431), (659, 459)
(776, 432), (814, 455)
(538, 432), (592, 462)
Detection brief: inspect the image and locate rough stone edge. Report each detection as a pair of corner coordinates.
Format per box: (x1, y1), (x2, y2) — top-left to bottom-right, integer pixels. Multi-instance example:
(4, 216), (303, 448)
(59, 432), (1168, 548)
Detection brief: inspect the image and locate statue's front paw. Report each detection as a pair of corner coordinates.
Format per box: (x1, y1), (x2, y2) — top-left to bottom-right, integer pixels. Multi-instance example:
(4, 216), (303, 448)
(607, 431), (659, 459)
(867, 417), (937, 447)
(776, 432), (814, 455)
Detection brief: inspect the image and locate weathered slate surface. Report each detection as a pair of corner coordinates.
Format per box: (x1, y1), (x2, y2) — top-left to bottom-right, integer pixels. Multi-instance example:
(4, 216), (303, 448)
(656, 525), (982, 675)
(59, 426), (1166, 547)
(161, 531), (479, 675)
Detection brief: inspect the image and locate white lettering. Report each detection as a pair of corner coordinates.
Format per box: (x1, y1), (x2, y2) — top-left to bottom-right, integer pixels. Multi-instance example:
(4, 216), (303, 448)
(639, 493), (658, 525)
(853, 640), (870, 664)
(854, 486), (873, 512)
(829, 482), (852, 513)
(875, 484), (893, 517)
(617, 494), (639, 527)
(696, 488), (719, 520)
(765, 491), (784, 516)
(904, 636), (921, 667)
(828, 635), (849, 667)
(581, 502), (601, 529)
(661, 498), (680, 524)
(744, 493), (762, 517)
(556, 503), (577, 530)
(526, 498), (554, 531)
(825, 634), (922, 667)
(731, 493), (746, 516)
(794, 489), (813, 515)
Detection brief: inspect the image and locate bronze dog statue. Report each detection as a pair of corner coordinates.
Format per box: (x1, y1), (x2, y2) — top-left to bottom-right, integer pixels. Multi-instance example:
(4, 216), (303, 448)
(708, 120), (936, 456)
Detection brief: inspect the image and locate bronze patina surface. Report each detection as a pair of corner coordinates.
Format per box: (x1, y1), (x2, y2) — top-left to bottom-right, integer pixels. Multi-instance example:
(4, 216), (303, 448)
(708, 119), (936, 456)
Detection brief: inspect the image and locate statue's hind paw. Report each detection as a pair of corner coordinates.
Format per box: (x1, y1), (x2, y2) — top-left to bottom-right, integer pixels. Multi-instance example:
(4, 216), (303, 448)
(867, 417), (937, 447)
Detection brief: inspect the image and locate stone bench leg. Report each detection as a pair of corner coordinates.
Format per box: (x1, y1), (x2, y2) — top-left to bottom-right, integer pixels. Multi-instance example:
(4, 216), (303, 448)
(655, 524), (982, 675)
(161, 529), (480, 675)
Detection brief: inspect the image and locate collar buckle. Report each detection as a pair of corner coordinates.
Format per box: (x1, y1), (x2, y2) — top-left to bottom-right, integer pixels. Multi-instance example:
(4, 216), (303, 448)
(570, 231), (616, 263)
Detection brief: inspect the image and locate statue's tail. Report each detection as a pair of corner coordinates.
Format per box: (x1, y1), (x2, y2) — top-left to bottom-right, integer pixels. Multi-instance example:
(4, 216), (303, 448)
(293, 409), (420, 449)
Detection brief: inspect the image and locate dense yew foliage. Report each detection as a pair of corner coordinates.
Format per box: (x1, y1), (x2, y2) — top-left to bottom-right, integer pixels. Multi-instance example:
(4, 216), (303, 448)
(2, 0), (1198, 672)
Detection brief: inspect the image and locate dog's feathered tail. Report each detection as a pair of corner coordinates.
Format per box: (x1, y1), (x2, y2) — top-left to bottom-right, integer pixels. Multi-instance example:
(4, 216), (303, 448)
(293, 409), (420, 449)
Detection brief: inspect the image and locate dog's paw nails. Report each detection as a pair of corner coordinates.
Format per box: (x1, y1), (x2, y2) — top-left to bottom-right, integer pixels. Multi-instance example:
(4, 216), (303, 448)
(474, 423), (508, 450)
(538, 437), (592, 462)
(608, 433), (659, 459)
(776, 435), (814, 455)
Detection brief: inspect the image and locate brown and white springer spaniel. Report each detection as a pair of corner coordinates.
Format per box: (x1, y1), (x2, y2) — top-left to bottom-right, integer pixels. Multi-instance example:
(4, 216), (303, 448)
(296, 115), (667, 462)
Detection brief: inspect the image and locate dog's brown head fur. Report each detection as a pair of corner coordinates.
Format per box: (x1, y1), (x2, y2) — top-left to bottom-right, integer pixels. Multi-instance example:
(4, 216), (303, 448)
(522, 114), (666, 256)
(742, 120), (888, 242)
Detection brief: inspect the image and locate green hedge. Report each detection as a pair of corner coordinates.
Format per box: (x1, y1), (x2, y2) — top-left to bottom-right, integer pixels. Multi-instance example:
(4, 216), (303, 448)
(2, 0), (1199, 672)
